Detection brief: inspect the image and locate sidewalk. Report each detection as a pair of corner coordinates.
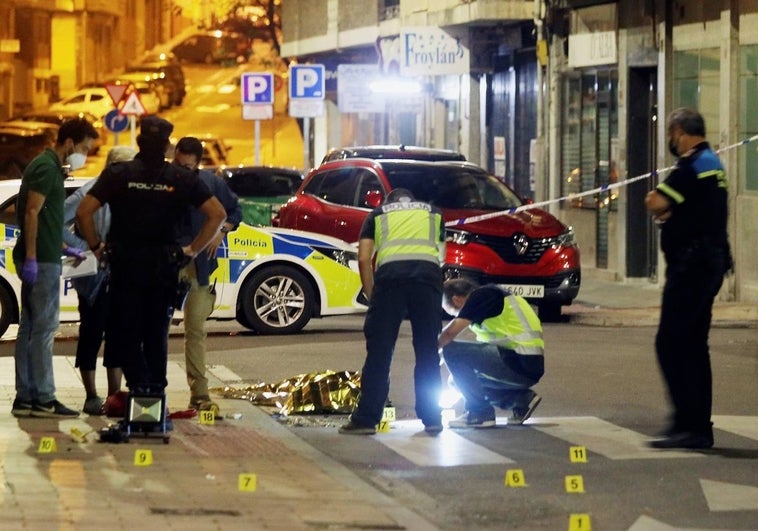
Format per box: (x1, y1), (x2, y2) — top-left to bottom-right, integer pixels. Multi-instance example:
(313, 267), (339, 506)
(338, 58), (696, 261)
(0, 357), (436, 530)
(564, 268), (758, 328)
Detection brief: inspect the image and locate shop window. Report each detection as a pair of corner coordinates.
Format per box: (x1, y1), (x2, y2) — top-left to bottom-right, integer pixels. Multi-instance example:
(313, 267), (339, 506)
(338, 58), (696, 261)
(673, 48), (720, 148)
(560, 68), (618, 211)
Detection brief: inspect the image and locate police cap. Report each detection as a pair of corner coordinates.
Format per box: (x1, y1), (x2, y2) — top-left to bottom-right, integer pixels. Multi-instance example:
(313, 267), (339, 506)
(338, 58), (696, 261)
(140, 116), (173, 140)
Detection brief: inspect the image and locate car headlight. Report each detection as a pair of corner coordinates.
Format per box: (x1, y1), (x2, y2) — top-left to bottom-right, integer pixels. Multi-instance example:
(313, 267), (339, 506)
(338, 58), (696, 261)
(446, 229), (472, 245)
(552, 227), (576, 248)
(313, 246), (358, 268)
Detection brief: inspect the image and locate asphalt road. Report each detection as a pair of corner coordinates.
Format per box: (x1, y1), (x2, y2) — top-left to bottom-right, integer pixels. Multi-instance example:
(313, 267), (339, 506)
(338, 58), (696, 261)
(5, 315), (754, 529)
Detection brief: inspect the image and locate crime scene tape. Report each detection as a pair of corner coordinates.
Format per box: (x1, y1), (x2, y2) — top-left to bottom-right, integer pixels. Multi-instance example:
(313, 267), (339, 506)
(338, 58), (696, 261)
(445, 133), (758, 228)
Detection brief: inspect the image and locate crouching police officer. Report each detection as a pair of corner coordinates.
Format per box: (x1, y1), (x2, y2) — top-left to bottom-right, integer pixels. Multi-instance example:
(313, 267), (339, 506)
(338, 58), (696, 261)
(76, 117), (225, 395)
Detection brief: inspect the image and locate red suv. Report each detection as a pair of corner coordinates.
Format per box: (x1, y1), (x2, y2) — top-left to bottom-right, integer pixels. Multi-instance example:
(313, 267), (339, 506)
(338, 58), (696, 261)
(278, 159), (581, 319)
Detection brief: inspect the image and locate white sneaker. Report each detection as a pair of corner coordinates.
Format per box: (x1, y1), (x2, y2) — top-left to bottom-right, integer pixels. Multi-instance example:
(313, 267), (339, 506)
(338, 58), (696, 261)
(448, 412), (496, 429)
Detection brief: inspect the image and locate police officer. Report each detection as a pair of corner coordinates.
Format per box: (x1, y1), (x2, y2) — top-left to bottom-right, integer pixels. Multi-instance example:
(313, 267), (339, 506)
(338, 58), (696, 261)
(438, 279), (544, 429)
(645, 108), (732, 449)
(76, 117), (225, 395)
(340, 188), (445, 435)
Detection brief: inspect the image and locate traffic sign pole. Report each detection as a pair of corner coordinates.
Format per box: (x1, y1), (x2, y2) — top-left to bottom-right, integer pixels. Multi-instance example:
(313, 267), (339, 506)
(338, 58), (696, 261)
(288, 64), (325, 172)
(130, 115), (137, 150)
(255, 120), (261, 165)
(240, 72), (275, 166)
(303, 118), (310, 171)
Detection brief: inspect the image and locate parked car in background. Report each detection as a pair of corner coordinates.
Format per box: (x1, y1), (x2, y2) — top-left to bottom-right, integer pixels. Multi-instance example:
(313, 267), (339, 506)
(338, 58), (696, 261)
(126, 55), (186, 107)
(218, 165), (303, 226)
(278, 158), (581, 320)
(0, 121), (58, 179)
(48, 87), (114, 119)
(7, 110), (104, 155)
(169, 30), (251, 64)
(0, 178), (366, 336)
(112, 72), (173, 110)
(321, 145), (466, 165)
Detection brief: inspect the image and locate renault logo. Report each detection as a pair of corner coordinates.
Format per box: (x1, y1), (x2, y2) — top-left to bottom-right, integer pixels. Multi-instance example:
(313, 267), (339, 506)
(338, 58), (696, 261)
(512, 233), (530, 256)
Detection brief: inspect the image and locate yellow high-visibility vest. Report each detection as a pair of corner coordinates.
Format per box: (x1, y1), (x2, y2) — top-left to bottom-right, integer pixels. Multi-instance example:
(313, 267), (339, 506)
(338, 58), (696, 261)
(374, 201), (442, 269)
(470, 295), (544, 355)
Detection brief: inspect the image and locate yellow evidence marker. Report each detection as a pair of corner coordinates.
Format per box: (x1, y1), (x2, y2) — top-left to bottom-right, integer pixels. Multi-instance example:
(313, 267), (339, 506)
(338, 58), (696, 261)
(569, 446), (588, 463)
(377, 406), (395, 433)
(38, 437), (57, 453)
(199, 410), (215, 425)
(565, 475), (585, 493)
(568, 513), (592, 530)
(504, 469), (527, 487)
(134, 449), (153, 466)
(238, 473), (257, 492)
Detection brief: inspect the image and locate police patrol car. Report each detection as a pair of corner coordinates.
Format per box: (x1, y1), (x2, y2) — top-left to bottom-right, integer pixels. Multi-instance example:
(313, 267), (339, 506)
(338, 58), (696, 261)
(0, 178), (367, 337)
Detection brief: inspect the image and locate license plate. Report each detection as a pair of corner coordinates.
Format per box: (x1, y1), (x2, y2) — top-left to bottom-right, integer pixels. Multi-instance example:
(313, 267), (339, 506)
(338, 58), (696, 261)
(498, 284), (544, 298)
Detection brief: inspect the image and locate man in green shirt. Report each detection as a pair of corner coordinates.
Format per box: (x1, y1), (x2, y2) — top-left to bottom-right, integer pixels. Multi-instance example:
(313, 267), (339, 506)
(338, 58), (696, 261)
(11, 117), (99, 418)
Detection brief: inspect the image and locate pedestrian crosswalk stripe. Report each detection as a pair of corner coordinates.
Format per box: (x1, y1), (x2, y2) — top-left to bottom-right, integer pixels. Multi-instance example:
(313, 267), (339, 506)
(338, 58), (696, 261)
(378, 419), (514, 467)
(712, 415), (758, 441)
(531, 416), (701, 460)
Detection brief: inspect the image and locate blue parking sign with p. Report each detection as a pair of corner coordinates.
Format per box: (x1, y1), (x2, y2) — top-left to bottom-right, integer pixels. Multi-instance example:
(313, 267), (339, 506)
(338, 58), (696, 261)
(241, 72), (274, 105)
(289, 65), (325, 99)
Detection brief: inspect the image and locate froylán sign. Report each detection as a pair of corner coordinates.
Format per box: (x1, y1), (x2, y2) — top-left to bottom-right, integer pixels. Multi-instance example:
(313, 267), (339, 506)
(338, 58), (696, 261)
(400, 27), (469, 76)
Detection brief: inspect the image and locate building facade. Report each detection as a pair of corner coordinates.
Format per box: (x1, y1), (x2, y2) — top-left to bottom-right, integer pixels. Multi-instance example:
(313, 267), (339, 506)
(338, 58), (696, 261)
(0, 0), (186, 121)
(282, 0), (758, 304)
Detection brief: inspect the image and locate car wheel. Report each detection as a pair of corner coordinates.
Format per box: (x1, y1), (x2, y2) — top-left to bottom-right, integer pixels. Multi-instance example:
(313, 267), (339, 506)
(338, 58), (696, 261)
(0, 283), (16, 338)
(239, 266), (315, 334)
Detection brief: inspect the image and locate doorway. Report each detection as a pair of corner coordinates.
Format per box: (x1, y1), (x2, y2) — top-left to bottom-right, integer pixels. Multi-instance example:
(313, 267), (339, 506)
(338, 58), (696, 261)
(626, 66), (658, 279)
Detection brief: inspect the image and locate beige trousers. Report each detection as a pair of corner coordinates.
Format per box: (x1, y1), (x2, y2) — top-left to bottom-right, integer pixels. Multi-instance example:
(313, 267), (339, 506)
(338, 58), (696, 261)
(181, 264), (216, 402)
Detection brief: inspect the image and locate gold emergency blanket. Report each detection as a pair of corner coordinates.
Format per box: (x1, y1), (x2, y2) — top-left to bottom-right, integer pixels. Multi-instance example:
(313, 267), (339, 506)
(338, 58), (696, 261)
(211, 370), (361, 415)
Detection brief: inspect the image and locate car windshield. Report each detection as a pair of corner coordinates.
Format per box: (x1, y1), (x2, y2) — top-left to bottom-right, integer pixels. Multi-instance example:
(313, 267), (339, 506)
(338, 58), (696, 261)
(383, 164), (523, 210)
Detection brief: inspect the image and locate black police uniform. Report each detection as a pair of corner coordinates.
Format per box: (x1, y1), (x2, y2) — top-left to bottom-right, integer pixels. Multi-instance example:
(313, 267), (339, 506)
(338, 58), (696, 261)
(654, 141), (731, 438)
(87, 153), (212, 391)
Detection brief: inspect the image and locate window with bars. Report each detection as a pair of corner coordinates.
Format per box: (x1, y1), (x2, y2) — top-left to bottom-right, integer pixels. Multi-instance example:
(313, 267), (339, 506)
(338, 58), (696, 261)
(560, 68), (618, 211)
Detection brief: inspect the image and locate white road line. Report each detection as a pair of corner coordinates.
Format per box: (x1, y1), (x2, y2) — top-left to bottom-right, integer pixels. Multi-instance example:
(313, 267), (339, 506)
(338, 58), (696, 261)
(713, 415), (758, 441)
(530, 416), (702, 460)
(376, 419), (514, 467)
(700, 479), (758, 512)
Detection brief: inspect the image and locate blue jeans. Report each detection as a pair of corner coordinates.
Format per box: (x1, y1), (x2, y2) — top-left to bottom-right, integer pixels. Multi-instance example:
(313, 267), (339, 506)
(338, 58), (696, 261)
(14, 261), (61, 403)
(442, 340), (540, 417)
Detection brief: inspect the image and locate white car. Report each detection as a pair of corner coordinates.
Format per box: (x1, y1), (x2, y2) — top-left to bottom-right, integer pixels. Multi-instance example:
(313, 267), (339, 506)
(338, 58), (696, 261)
(0, 178), (367, 337)
(49, 88), (115, 119)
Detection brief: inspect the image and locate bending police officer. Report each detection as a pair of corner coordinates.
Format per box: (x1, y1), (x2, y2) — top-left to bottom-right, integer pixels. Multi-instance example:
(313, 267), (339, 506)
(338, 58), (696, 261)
(340, 188), (446, 435)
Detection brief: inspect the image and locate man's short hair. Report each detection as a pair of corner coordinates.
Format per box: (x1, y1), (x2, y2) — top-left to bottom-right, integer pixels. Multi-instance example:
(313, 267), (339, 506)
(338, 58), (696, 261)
(175, 136), (204, 161)
(385, 188), (414, 204)
(442, 278), (478, 305)
(668, 108), (706, 137)
(105, 146), (137, 166)
(57, 117), (98, 146)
